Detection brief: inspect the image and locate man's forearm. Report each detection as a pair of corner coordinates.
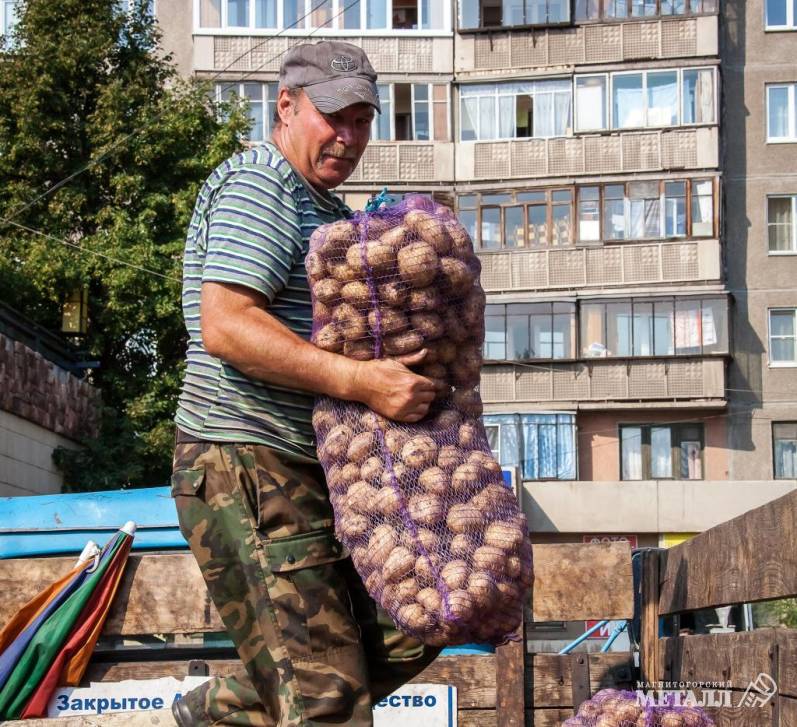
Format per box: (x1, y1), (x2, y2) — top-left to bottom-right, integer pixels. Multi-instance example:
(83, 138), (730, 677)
(204, 302), (358, 401)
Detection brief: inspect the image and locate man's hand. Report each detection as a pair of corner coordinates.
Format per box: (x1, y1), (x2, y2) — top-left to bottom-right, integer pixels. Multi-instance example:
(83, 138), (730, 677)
(350, 349), (437, 423)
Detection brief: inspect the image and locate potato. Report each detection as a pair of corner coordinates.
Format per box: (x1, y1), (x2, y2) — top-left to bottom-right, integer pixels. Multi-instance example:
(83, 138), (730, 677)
(449, 346), (482, 387)
(451, 463), (481, 494)
(380, 462), (408, 490)
(461, 287), (486, 329)
(419, 362), (447, 383)
(416, 587), (442, 614)
(344, 432), (374, 464)
(305, 250), (326, 281)
(397, 241), (440, 288)
(326, 462), (361, 492)
(410, 312), (445, 341)
(484, 521), (526, 552)
(360, 411), (386, 432)
(470, 484), (515, 512)
(446, 504), (483, 533)
(379, 224), (408, 252)
(405, 209), (452, 255)
(346, 480), (378, 514)
(505, 555), (522, 580)
(378, 280), (408, 306)
(440, 257), (475, 297)
(458, 421), (479, 448)
(660, 716), (684, 727)
(495, 579), (520, 606)
(350, 545), (370, 572)
(344, 339), (375, 361)
(321, 424), (353, 459)
(311, 405), (335, 435)
(418, 466), (449, 495)
(443, 219), (474, 259)
(407, 286), (442, 312)
(467, 571), (498, 610)
(318, 220), (355, 259)
(360, 456), (383, 482)
(437, 444), (464, 471)
(447, 589), (475, 623)
(401, 436), (438, 469)
(365, 569), (384, 595)
(467, 450), (502, 476)
(429, 409), (459, 431)
(443, 309), (469, 343)
(441, 559), (469, 590)
(415, 553), (441, 584)
(383, 329), (424, 356)
(339, 513), (369, 539)
(473, 545), (506, 576)
(333, 303), (367, 342)
(327, 261), (359, 283)
(346, 238), (396, 275)
(397, 602), (432, 632)
(314, 323), (343, 353)
(433, 338), (458, 365)
(367, 524), (397, 566)
(313, 300), (332, 325)
(383, 546), (415, 583)
(394, 577), (420, 604)
(408, 493), (443, 527)
(340, 281), (372, 308)
(680, 710), (704, 727)
(450, 533), (475, 559)
(384, 429), (409, 455)
(368, 307), (408, 336)
(402, 527), (438, 553)
(375, 485), (402, 516)
(312, 278), (341, 305)
(614, 703), (642, 721)
(453, 388), (483, 417)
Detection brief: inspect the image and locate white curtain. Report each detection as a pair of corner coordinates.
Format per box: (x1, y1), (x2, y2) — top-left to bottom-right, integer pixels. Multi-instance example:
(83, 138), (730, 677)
(499, 96), (515, 139)
(651, 427), (672, 478)
(622, 428), (643, 480)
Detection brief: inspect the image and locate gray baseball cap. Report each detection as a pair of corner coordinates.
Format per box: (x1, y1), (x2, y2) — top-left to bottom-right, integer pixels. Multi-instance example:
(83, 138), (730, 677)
(279, 41), (380, 114)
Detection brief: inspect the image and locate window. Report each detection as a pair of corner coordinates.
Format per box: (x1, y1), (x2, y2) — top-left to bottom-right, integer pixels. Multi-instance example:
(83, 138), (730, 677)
(620, 424), (704, 480)
(768, 196), (797, 253)
(371, 83), (448, 141)
(692, 179), (714, 236)
(485, 424), (501, 461)
(216, 82), (278, 142)
(458, 189), (574, 249)
(459, 80), (572, 141)
(460, 0), (569, 29)
(609, 69), (714, 130)
(773, 423), (797, 479)
(580, 297), (728, 358)
(197, 0), (446, 30)
(576, 0), (715, 20)
(575, 76), (608, 132)
(768, 84), (797, 141)
(766, 0), (797, 29)
(482, 413), (577, 480)
(769, 309), (797, 365)
(1, 0), (19, 36)
(484, 303), (576, 361)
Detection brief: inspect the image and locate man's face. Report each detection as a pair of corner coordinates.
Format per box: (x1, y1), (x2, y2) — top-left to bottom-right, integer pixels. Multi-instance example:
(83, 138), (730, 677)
(277, 88), (374, 190)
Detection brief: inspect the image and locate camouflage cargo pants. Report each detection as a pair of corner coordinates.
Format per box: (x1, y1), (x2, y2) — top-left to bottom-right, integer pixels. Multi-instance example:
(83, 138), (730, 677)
(171, 437), (440, 726)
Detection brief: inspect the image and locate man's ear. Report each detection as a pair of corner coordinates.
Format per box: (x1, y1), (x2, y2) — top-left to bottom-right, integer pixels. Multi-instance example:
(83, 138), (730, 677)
(277, 87), (297, 126)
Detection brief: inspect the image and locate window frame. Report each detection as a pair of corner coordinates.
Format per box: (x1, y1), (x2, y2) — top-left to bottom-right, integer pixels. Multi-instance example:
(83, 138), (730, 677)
(765, 0), (797, 30)
(768, 308), (797, 367)
(573, 0), (717, 22)
(1, 0), (19, 37)
(215, 81), (278, 142)
(767, 195), (797, 255)
(619, 423), (705, 481)
(458, 0), (571, 31)
(767, 83), (797, 142)
(194, 0), (451, 32)
(772, 422), (797, 479)
(574, 73), (610, 132)
(483, 302), (577, 363)
(371, 82), (449, 142)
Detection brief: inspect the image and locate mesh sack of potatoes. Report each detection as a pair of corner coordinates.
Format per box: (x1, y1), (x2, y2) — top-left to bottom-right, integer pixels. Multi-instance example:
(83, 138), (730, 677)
(308, 194), (533, 645)
(563, 689), (715, 727)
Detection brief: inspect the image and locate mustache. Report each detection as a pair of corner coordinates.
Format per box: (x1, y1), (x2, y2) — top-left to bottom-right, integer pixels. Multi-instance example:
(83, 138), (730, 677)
(321, 144), (357, 160)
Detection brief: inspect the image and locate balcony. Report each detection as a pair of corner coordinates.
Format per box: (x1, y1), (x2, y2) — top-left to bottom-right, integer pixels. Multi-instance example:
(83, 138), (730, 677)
(480, 358), (726, 407)
(522, 480), (797, 533)
(478, 239), (721, 293)
(457, 127), (718, 181)
(342, 142), (455, 184)
(455, 16), (718, 77)
(193, 34), (454, 75)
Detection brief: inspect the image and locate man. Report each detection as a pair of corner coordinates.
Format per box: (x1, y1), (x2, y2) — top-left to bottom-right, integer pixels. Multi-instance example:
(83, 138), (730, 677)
(171, 41), (440, 726)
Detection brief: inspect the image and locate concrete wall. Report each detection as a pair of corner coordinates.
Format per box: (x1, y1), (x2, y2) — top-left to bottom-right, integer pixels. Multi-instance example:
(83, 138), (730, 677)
(722, 0), (797, 480)
(0, 410), (80, 496)
(577, 410), (728, 481)
(156, 0), (193, 78)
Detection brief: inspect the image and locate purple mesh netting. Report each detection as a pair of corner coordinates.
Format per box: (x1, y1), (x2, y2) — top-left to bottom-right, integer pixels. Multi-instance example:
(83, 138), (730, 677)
(563, 688), (716, 727)
(308, 194), (533, 646)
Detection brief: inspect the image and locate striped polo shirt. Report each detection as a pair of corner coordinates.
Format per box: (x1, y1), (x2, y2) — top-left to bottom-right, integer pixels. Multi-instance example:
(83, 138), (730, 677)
(175, 143), (351, 461)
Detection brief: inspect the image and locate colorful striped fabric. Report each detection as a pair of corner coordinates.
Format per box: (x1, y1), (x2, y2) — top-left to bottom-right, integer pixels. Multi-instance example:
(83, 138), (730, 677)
(175, 143), (351, 461)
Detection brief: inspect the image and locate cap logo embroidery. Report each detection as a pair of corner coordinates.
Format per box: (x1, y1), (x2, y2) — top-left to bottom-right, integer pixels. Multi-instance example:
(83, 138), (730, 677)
(331, 55), (357, 72)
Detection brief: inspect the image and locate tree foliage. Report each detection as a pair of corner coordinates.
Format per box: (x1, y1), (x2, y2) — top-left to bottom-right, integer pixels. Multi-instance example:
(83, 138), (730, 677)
(0, 0), (248, 489)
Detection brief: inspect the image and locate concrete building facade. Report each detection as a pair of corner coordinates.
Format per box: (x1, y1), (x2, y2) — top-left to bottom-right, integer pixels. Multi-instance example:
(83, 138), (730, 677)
(143, 0), (797, 557)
